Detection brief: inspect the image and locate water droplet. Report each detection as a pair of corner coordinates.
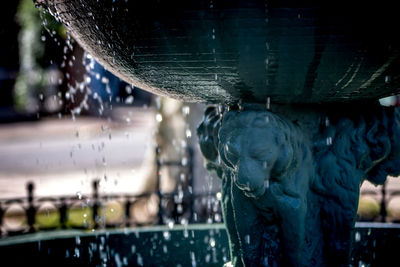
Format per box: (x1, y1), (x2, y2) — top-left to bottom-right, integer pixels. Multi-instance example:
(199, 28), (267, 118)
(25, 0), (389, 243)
(182, 106), (190, 116)
(125, 95), (134, 104)
(156, 113), (163, 122)
(74, 247), (80, 258)
(125, 85), (133, 94)
(325, 117), (330, 127)
(264, 179), (270, 189)
(326, 137), (333, 146)
(245, 235), (250, 244)
(238, 100), (243, 111)
(210, 238), (216, 247)
(181, 157), (188, 166)
(185, 129), (192, 138)
(177, 204), (183, 213)
(163, 231), (171, 240)
(263, 161), (268, 169)
(137, 253), (143, 266)
(190, 251), (197, 267)
(355, 231), (361, 242)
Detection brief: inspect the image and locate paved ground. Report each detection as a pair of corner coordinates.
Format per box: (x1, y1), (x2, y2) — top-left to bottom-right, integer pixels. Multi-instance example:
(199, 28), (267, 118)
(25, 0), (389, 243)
(0, 107), (157, 198)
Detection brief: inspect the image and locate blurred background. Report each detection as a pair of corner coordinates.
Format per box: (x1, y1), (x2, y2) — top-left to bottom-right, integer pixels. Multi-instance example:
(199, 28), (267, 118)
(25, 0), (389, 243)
(0, 0), (399, 236)
(0, 0), (223, 234)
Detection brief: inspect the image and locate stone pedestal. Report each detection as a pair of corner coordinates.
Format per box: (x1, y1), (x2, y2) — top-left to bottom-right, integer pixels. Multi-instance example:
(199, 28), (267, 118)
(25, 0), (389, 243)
(197, 103), (400, 267)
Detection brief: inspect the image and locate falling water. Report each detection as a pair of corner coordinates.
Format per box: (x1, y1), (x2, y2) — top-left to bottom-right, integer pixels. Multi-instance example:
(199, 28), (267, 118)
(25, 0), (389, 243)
(19, 2), (234, 266)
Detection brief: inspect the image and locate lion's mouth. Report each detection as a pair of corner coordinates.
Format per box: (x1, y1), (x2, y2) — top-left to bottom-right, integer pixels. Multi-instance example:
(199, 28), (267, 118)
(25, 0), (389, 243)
(240, 184), (265, 198)
(233, 173), (267, 198)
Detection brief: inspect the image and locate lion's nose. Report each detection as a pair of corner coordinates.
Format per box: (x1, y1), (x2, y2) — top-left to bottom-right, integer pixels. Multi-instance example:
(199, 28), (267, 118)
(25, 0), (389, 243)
(235, 172), (251, 190)
(235, 160), (264, 192)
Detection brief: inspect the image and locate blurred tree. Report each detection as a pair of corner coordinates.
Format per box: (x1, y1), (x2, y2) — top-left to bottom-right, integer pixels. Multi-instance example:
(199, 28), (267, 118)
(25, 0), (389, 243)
(14, 0), (66, 114)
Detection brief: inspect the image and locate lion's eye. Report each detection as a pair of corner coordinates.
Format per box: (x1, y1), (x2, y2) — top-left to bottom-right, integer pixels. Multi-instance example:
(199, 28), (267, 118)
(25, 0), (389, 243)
(250, 145), (272, 159)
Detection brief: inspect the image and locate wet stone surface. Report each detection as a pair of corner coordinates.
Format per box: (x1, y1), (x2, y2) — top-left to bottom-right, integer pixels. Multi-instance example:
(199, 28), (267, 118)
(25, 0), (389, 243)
(34, 0), (400, 105)
(0, 223), (399, 267)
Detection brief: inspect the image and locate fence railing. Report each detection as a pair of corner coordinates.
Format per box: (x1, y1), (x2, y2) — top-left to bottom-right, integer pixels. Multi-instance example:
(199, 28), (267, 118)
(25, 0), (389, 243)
(0, 146), (222, 237)
(0, 180), (222, 237)
(2, 180), (398, 237)
(1, 145), (398, 237)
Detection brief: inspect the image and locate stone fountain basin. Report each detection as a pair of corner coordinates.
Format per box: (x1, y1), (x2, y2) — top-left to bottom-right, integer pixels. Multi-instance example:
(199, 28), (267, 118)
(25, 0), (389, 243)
(0, 223), (399, 266)
(0, 224), (229, 267)
(35, 0), (400, 104)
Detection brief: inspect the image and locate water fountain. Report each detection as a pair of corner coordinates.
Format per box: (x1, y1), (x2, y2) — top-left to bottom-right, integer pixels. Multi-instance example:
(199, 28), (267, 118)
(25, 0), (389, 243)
(8, 0), (400, 266)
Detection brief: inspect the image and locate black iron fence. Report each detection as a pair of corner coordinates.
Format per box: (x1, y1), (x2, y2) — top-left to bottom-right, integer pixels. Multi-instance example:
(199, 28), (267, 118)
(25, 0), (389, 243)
(0, 181), (222, 237)
(1, 145), (398, 237)
(0, 147), (222, 237)
(2, 180), (397, 237)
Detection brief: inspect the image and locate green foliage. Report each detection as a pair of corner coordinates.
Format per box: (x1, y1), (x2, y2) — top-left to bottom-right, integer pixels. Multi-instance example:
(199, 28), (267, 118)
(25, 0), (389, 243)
(14, 0), (65, 112)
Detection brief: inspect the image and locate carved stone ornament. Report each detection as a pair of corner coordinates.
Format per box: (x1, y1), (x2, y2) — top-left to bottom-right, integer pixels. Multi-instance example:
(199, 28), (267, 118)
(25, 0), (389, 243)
(197, 103), (400, 266)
